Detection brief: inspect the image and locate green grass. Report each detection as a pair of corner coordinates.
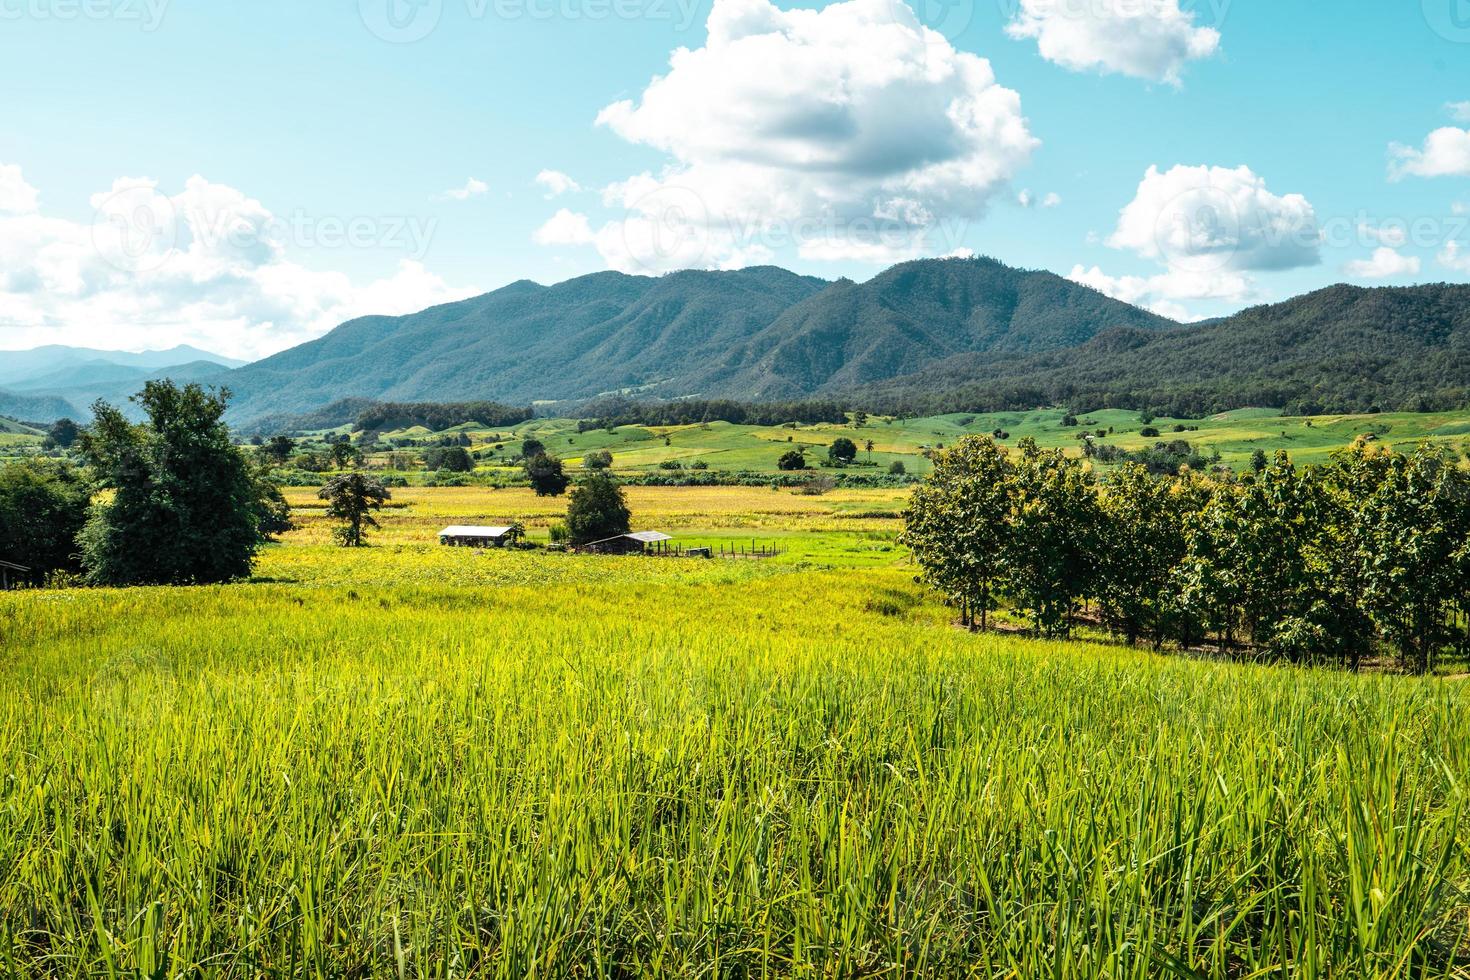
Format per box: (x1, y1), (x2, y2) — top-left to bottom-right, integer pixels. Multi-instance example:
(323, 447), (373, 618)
(1, 487), (1468, 976)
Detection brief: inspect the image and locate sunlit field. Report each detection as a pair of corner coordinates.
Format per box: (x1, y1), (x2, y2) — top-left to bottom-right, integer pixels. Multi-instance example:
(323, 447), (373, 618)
(2, 486), (1468, 976)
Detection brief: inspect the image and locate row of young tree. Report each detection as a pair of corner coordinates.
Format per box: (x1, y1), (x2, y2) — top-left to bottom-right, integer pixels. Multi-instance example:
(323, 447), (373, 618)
(901, 436), (1470, 673)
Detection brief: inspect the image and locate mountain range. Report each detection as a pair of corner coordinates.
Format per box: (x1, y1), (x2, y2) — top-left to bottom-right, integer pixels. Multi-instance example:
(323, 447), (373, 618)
(4, 257), (1470, 427)
(0, 345), (244, 422)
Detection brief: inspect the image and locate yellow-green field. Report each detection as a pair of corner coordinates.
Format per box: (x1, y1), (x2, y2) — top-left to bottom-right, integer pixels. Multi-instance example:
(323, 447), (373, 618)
(2, 486), (1468, 976)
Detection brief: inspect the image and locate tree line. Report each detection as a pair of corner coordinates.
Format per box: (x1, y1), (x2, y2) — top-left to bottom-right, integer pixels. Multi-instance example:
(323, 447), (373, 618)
(575, 397), (850, 431)
(902, 436), (1470, 673)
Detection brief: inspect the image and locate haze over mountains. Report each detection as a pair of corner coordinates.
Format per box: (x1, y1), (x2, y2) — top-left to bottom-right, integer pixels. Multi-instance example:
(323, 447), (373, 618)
(5, 257), (1470, 426)
(0, 345), (245, 422)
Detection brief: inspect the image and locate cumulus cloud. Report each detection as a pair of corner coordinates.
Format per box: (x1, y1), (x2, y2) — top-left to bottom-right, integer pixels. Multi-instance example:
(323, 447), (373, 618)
(1107, 164), (1319, 273)
(1070, 163), (1317, 320)
(1357, 220), (1408, 248)
(0, 164), (39, 215)
(438, 178), (488, 201)
(540, 0), (1037, 272)
(1042, 192), (1062, 208)
(0, 165), (472, 360)
(1389, 128), (1470, 180)
(1438, 240), (1470, 273)
(532, 208), (595, 246)
(1343, 247), (1420, 280)
(535, 170), (583, 197)
(1448, 101), (1470, 122)
(1005, 0), (1220, 86)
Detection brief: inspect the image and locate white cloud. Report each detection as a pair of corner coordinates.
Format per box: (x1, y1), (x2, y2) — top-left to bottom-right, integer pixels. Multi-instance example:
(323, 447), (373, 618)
(1357, 220), (1408, 248)
(1453, 201), (1469, 216)
(1071, 163), (1315, 321)
(1017, 189), (1035, 208)
(1042, 192), (1062, 208)
(1108, 164), (1320, 273)
(0, 165), (473, 360)
(1343, 247), (1421, 280)
(1389, 128), (1470, 180)
(1069, 263), (1249, 321)
(532, 208), (595, 246)
(546, 0), (1037, 272)
(0, 164), (39, 215)
(1439, 240), (1470, 273)
(1005, 0), (1220, 86)
(535, 170), (583, 197)
(1447, 101), (1470, 122)
(438, 178), (489, 201)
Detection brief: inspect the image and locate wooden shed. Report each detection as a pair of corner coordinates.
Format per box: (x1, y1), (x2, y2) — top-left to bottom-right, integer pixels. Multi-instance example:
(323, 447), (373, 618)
(579, 531), (674, 555)
(438, 525), (521, 548)
(0, 559), (29, 590)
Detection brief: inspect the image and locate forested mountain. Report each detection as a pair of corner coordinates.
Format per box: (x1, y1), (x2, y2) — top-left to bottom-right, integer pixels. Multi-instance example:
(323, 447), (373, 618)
(861, 283), (1470, 417)
(217, 258), (1171, 423)
(0, 344), (244, 388)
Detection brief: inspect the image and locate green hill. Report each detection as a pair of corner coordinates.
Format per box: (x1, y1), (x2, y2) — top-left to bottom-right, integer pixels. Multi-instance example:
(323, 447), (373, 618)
(864, 283), (1470, 417)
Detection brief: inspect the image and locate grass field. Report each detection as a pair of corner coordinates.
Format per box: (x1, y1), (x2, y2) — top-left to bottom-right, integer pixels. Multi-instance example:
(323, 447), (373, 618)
(2, 486), (1468, 976)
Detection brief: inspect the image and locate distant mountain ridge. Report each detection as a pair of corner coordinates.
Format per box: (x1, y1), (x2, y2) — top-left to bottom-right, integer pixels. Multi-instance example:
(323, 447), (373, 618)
(217, 257), (1173, 423)
(8, 261), (1470, 425)
(0, 345), (246, 420)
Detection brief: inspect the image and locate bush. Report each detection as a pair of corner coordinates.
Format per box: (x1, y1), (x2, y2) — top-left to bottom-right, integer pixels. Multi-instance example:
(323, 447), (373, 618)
(777, 450), (807, 471)
(888, 461), (907, 475)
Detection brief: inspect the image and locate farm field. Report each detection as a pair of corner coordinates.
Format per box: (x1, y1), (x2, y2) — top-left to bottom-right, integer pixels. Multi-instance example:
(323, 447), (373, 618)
(2, 486), (1469, 975)
(322, 407), (1470, 478)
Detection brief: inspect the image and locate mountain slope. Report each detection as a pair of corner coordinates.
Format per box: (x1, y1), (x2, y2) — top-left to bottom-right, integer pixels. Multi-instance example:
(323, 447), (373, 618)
(219, 258), (1174, 423)
(861, 283), (1470, 416)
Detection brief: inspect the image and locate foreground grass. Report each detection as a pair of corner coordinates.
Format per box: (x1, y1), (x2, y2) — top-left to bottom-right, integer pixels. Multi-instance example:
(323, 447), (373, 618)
(2, 536), (1468, 976)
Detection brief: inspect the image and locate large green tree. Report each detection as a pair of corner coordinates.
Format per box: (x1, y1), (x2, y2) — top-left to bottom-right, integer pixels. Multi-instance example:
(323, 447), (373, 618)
(900, 436), (1014, 631)
(78, 382), (264, 586)
(1005, 440), (1105, 638)
(1095, 463), (1197, 648)
(566, 472), (631, 547)
(525, 452), (570, 497)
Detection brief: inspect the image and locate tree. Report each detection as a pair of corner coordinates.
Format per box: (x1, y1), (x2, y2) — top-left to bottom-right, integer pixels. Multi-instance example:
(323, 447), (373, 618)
(1095, 464), (1196, 648)
(888, 460), (906, 475)
(525, 452), (570, 496)
(263, 435), (297, 464)
(520, 438), (546, 459)
(1005, 440), (1106, 638)
(865, 440), (875, 462)
(566, 472), (631, 546)
(318, 472), (390, 547)
(426, 446), (473, 473)
(1349, 444), (1469, 673)
(777, 450), (807, 471)
(900, 436), (1014, 631)
(1250, 448), (1269, 473)
(47, 418), (80, 449)
(78, 382), (264, 585)
(583, 449), (614, 470)
(828, 437), (858, 465)
(0, 460), (90, 581)
(329, 440), (362, 469)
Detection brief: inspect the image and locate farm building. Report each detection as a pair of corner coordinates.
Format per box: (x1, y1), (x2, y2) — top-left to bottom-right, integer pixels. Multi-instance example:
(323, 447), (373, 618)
(0, 559), (29, 589)
(438, 525), (522, 548)
(578, 531), (675, 555)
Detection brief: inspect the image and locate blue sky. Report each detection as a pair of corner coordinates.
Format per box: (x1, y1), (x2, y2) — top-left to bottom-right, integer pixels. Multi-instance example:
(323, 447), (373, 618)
(1, 0), (1468, 359)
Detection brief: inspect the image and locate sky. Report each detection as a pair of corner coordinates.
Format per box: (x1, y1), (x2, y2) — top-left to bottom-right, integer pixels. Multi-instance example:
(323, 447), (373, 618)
(1, 0), (1468, 360)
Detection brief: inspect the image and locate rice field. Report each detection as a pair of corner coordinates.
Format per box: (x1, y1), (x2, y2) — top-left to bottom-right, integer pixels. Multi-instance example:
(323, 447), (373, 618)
(1, 486), (1468, 976)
